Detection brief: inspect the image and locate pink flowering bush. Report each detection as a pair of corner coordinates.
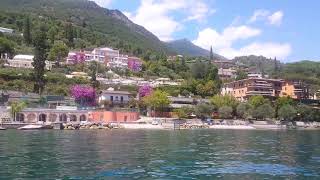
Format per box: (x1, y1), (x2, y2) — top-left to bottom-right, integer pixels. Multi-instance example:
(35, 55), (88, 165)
(69, 52), (85, 64)
(70, 85), (96, 107)
(139, 85), (153, 98)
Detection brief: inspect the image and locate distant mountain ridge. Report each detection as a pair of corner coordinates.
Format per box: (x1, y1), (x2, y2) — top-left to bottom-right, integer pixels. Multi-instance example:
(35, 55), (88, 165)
(166, 39), (227, 59)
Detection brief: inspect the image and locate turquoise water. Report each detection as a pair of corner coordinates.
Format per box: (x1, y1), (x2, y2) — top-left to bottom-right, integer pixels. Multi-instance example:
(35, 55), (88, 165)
(0, 130), (319, 179)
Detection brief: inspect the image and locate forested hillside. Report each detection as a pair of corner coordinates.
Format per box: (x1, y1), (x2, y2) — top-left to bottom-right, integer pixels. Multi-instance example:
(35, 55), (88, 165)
(0, 0), (172, 56)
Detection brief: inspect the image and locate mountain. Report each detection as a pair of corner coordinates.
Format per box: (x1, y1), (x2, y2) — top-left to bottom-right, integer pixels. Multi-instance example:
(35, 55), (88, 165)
(0, 0), (172, 54)
(165, 39), (226, 59)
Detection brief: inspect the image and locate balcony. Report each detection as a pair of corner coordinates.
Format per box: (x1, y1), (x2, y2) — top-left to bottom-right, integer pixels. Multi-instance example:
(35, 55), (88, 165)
(246, 91), (273, 96)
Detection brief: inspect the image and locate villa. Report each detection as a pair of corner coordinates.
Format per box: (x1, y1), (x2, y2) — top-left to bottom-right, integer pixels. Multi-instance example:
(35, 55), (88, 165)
(5, 55), (52, 70)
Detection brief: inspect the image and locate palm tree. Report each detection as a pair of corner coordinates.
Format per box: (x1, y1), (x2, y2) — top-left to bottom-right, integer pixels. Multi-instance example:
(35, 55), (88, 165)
(10, 101), (26, 122)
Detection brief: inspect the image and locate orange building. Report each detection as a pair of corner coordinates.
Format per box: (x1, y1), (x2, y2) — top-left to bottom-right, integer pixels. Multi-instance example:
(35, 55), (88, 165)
(281, 80), (309, 99)
(222, 78), (309, 101)
(222, 78), (283, 101)
(88, 110), (140, 123)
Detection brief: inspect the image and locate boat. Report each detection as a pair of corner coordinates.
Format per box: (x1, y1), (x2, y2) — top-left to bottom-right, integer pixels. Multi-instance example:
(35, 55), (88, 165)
(18, 125), (45, 130)
(0, 127), (6, 130)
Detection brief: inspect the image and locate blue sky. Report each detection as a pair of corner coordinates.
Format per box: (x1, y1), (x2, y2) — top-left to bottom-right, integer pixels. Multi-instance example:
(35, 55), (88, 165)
(92, 0), (320, 62)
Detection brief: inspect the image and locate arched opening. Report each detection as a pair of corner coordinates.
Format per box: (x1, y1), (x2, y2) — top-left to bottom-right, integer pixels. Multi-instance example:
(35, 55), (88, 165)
(80, 114), (87, 122)
(70, 114), (77, 122)
(59, 114), (67, 122)
(16, 113), (25, 122)
(27, 113), (36, 122)
(39, 114), (47, 122)
(49, 114), (57, 122)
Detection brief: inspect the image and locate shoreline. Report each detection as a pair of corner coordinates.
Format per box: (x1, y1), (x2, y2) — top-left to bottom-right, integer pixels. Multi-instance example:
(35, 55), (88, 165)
(1, 120), (320, 131)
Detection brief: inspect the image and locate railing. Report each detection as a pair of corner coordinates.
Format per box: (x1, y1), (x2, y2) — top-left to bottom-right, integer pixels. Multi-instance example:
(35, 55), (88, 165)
(246, 91), (273, 96)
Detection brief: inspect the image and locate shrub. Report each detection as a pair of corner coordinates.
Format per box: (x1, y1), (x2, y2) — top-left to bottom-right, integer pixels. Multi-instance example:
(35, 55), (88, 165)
(219, 106), (233, 119)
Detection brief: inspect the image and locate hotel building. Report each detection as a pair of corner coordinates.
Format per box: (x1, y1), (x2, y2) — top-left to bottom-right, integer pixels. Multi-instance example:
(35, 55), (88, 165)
(222, 78), (309, 101)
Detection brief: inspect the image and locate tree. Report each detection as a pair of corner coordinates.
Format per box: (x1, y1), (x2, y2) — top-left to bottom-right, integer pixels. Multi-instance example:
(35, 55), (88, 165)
(32, 25), (48, 95)
(209, 46), (214, 60)
(236, 103), (250, 119)
(23, 16), (32, 45)
(0, 37), (15, 58)
(219, 106), (233, 119)
(248, 95), (269, 109)
(143, 90), (170, 115)
(88, 61), (100, 89)
(195, 103), (214, 119)
(174, 106), (193, 119)
(211, 95), (238, 110)
(252, 103), (274, 120)
(236, 69), (248, 80)
(278, 104), (297, 121)
(10, 101), (26, 121)
(65, 23), (74, 47)
(48, 42), (68, 65)
(275, 96), (294, 117)
(47, 26), (58, 45)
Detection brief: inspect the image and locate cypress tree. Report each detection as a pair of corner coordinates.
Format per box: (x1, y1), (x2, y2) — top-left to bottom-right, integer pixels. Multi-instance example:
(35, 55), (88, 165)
(32, 25), (48, 95)
(23, 16), (32, 45)
(210, 46), (214, 60)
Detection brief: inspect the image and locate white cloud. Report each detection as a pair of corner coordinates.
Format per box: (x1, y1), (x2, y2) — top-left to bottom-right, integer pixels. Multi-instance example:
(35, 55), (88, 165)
(248, 9), (284, 26)
(125, 0), (212, 41)
(192, 26), (261, 50)
(268, 11), (284, 26)
(92, 0), (112, 8)
(219, 42), (291, 59)
(248, 9), (269, 23)
(193, 26), (291, 59)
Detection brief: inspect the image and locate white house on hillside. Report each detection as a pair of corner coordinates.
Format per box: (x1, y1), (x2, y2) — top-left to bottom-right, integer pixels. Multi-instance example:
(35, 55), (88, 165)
(6, 55), (52, 70)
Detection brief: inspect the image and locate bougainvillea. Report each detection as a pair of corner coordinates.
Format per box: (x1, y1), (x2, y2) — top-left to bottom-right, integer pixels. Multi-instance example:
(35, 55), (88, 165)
(69, 52), (86, 64)
(139, 84), (153, 98)
(70, 85), (96, 107)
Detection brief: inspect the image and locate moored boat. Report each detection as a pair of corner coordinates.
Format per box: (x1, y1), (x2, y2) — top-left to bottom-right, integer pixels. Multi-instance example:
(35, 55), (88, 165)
(18, 124), (44, 130)
(0, 127), (6, 130)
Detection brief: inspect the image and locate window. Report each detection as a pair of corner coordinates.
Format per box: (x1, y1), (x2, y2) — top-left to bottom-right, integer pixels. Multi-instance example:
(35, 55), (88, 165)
(115, 96), (119, 101)
(110, 96), (113, 101)
(121, 96), (124, 102)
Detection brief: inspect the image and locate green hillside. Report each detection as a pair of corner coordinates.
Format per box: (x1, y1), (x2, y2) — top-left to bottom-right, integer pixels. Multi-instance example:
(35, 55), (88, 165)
(0, 0), (171, 55)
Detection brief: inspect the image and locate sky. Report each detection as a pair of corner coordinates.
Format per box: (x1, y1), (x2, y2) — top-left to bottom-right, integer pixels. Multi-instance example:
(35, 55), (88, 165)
(92, 0), (320, 62)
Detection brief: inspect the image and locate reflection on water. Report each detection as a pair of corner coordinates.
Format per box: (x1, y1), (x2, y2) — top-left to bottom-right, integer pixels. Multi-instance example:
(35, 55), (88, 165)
(0, 130), (319, 179)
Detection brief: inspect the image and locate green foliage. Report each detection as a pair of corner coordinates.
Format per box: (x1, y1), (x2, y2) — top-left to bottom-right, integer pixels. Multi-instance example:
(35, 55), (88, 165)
(252, 103), (274, 120)
(32, 24), (48, 94)
(236, 69), (248, 80)
(236, 103), (251, 119)
(211, 95), (238, 110)
(48, 42), (68, 63)
(0, 37), (15, 57)
(174, 106), (194, 119)
(218, 106), (233, 119)
(278, 105), (297, 121)
(23, 16), (32, 44)
(10, 101), (27, 121)
(195, 103), (214, 119)
(248, 95), (270, 109)
(88, 61), (100, 89)
(143, 90), (170, 110)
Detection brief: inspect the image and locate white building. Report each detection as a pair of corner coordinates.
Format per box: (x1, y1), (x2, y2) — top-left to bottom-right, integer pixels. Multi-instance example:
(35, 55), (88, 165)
(98, 88), (132, 106)
(6, 55), (52, 70)
(92, 47), (120, 63)
(0, 27), (14, 34)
